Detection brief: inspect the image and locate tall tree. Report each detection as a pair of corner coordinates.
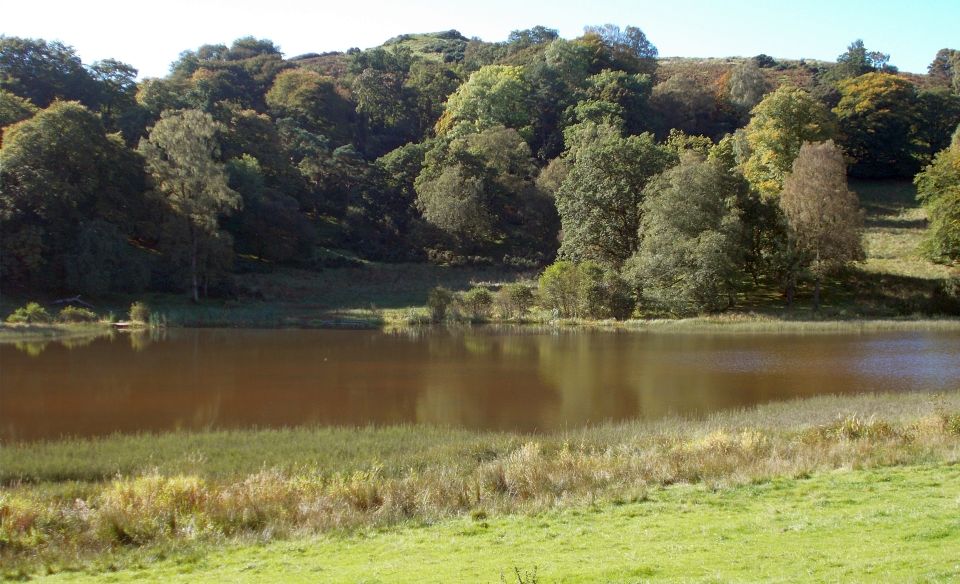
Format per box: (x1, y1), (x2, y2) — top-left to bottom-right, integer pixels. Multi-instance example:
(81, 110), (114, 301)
(0, 100), (147, 291)
(831, 39), (895, 80)
(728, 60), (770, 113)
(648, 74), (727, 139)
(0, 37), (99, 107)
(0, 90), (37, 137)
(914, 127), (960, 264)
(581, 24), (658, 76)
(626, 155), (747, 314)
(265, 69), (355, 145)
(435, 65), (534, 138)
(928, 49), (959, 89)
(834, 72), (921, 178)
(555, 127), (675, 265)
(138, 109), (242, 301)
(414, 125), (554, 256)
(779, 141), (864, 310)
(741, 86), (837, 198)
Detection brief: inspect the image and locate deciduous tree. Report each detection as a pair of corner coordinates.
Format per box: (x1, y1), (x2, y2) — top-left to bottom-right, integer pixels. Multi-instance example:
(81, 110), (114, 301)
(555, 128), (675, 265)
(834, 72), (921, 178)
(741, 86), (837, 197)
(626, 155), (747, 314)
(779, 141), (864, 309)
(138, 109), (242, 302)
(914, 127), (960, 264)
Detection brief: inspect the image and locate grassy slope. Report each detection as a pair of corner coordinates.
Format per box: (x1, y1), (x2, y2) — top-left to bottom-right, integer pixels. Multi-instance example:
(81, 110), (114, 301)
(40, 464), (960, 583)
(858, 180), (954, 280)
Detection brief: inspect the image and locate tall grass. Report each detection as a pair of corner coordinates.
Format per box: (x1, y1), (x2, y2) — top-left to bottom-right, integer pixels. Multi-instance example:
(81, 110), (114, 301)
(2, 391), (959, 577)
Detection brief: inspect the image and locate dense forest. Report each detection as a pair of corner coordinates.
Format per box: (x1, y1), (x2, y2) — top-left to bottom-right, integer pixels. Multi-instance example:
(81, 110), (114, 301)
(1, 26), (959, 314)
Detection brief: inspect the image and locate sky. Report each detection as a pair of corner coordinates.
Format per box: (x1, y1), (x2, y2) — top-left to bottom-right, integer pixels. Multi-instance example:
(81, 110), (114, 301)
(3, 0), (958, 78)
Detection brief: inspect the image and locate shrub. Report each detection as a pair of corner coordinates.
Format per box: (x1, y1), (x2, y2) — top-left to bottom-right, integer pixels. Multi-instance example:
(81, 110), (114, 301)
(129, 302), (150, 324)
(460, 286), (494, 320)
(538, 261), (635, 320)
(5, 302), (51, 324)
(579, 261), (635, 320)
(496, 283), (536, 320)
(538, 261), (581, 318)
(427, 286), (454, 323)
(58, 306), (99, 323)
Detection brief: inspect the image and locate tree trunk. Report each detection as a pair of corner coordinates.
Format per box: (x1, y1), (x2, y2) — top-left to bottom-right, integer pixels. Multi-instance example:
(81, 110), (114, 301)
(813, 277), (821, 312)
(190, 231), (199, 304)
(786, 281), (795, 309)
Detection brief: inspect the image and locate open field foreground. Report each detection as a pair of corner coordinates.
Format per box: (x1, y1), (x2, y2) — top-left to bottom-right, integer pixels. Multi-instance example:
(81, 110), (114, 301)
(3, 391), (960, 581)
(31, 464), (960, 583)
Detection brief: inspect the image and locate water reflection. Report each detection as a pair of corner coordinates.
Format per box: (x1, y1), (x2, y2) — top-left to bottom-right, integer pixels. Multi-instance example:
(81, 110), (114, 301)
(2, 327), (959, 441)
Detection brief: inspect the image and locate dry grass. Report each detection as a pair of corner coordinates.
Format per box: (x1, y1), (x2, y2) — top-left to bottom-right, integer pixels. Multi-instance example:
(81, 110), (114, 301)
(3, 391), (960, 577)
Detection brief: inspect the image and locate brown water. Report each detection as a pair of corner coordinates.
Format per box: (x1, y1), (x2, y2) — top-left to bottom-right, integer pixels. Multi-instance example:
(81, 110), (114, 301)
(2, 327), (959, 441)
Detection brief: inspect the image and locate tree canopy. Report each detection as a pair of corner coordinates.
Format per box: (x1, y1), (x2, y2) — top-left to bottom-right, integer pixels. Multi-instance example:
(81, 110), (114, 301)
(741, 86), (837, 198)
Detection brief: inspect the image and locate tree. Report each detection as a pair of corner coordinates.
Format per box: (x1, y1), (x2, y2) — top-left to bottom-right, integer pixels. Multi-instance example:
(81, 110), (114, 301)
(728, 60), (770, 113)
(928, 49), (959, 89)
(578, 69), (652, 135)
(831, 39), (895, 80)
(648, 75), (726, 139)
(0, 89), (37, 137)
(415, 125), (555, 256)
(537, 259), (633, 319)
(581, 24), (658, 76)
(0, 100), (147, 291)
(741, 86), (837, 198)
(435, 65), (534, 138)
(89, 58), (145, 140)
(834, 72), (921, 178)
(265, 69), (355, 144)
(917, 88), (960, 161)
(779, 141), (864, 310)
(914, 128), (960, 264)
(138, 109), (242, 302)
(555, 128), (675, 265)
(404, 60), (461, 137)
(0, 37), (99, 107)
(543, 39), (593, 91)
(507, 26), (560, 50)
(626, 155), (747, 314)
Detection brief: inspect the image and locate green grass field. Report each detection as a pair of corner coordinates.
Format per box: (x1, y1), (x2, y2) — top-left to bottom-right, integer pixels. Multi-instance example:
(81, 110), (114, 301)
(34, 464), (960, 583)
(4, 392), (960, 580)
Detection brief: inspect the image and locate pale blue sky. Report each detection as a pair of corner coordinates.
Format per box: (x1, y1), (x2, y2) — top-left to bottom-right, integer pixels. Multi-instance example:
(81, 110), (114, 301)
(3, 0), (957, 78)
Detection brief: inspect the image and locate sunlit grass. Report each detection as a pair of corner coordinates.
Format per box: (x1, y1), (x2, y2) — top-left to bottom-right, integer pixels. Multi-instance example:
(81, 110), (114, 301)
(3, 391), (960, 578)
(34, 465), (960, 583)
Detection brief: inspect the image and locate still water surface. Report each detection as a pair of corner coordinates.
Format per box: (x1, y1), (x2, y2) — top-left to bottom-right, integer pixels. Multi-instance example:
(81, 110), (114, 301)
(2, 328), (959, 441)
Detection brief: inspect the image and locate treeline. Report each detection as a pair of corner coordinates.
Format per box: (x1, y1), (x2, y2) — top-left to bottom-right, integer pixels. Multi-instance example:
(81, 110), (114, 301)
(1, 29), (959, 312)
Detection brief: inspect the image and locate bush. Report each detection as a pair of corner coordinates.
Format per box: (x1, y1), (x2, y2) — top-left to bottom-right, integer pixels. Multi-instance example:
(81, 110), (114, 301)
(538, 261), (635, 320)
(579, 261), (634, 320)
(129, 302), (150, 324)
(427, 286), (454, 323)
(496, 283), (536, 320)
(58, 306), (99, 323)
(538, 261), (582, 318)
(5, 302), (51, 324)
(460, 286), (494, 320)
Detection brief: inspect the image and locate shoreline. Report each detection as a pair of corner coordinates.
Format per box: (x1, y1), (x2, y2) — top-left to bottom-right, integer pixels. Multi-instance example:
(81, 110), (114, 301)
(3, 312), (960, 343)
(3, 390), (959, 579)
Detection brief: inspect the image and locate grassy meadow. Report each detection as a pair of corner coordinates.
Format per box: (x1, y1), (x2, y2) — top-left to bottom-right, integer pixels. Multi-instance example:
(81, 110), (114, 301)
(3, 391), (960, 580)
(33, 464), (960, 583)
